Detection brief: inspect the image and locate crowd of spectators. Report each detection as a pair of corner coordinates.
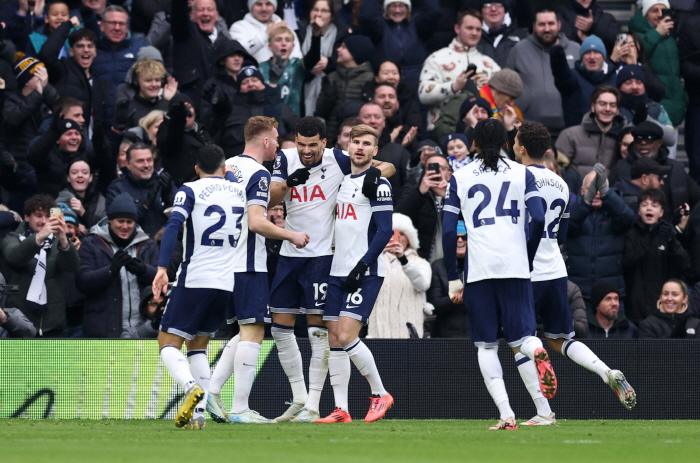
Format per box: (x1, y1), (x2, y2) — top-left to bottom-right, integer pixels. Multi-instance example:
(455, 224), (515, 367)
(0, 0), (699, 341)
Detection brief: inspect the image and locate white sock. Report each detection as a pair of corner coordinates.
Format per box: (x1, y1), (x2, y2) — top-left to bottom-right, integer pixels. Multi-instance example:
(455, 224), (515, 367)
(188, 349), (209, 419)
(328, 348), (351, 412)
(478, 346), (514, 420)
(518, 336), (544, 360)
(160, 345), (196, 391)
(562, 339), (610, 384)
(230, 341), (261, 414)
(515, 352), (552, 417)
(345, 338), (387, 397)
(209, 334), (240, 395)
(271, 324), (308, 404)
(306, 325), (329, 412)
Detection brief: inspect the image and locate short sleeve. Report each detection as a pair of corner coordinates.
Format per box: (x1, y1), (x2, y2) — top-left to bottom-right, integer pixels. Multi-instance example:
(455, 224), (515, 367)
(333, 148), (351, 176)
(171, 185), (196, 219)
(370, 178), (393, 212)
(524, 169), (542, 202)
(271, 152), (288, 182)
(247, 169), (271, 207)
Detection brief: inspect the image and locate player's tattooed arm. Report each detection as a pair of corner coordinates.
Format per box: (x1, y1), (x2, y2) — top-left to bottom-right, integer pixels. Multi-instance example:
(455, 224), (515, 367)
(249, 205), (309, 248)
(373, 160), (396, 179)
(269, 181), (288, 207)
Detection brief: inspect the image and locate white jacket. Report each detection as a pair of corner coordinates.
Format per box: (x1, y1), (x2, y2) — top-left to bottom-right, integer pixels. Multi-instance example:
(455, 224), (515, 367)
(229, 13), (303, 63)
(418, 38), (500, 130)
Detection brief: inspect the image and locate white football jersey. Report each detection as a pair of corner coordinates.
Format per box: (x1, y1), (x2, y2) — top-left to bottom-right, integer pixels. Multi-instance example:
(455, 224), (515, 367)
(225, 155), (271, 273)
(445, 157), (542, 283)
(170, 176), (247, 290)
(330, 174), (393, 277)
(527, 165), (569, 281)
(271, 147), (351, 257)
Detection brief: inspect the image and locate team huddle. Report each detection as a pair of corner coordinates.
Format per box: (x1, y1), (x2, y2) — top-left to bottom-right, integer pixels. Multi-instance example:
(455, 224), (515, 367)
(152, 116), (636, 430)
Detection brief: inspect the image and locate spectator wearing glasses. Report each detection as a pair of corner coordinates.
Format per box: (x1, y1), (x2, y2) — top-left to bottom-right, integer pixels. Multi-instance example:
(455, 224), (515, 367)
(613, 157), (670, 213)
(477, 1), (528, 68)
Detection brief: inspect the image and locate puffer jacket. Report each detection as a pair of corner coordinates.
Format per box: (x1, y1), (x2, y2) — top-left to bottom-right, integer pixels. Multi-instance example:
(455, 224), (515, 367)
(638, 310), (700, 339)
(1, 221), (80, 334)
(76, 219), (158, 338)
(1, 85), (59, 162)
(556, 112), (628, 177)
(628, 10), (689, 126)
(568, 280), (589, 338)
(566, 189), (635, 300)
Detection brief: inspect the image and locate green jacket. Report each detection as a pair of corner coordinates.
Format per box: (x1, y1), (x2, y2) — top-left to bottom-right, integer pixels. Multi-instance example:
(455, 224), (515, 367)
(1, 222), (80, 334)
(260, 57), (306, 117)
(628, 10), (689, 126)
(432, 92), (474, 140)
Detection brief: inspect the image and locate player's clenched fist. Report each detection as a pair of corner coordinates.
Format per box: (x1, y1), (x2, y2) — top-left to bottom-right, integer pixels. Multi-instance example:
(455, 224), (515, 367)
(345, 261), (369, 293)
(290, 231), (310, 249)
(286, 168), (310, 187)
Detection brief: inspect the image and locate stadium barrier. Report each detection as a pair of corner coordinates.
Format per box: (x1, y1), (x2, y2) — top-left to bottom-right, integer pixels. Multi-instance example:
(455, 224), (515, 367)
(2, 339), (697, 420)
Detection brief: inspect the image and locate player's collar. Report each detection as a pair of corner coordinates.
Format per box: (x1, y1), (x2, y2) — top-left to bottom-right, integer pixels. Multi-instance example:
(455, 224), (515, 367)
(350, 170), (369, 179)
(238, 154), (256, 161)
(527, 164), (546, 169)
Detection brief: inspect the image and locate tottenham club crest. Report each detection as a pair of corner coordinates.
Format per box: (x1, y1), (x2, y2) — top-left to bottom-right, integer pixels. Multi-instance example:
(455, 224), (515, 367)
(258, 176), (269, 192)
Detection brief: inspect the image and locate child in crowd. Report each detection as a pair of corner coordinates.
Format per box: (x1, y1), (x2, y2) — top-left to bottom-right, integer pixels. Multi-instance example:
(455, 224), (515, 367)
(259, 27), (306, 116)
(443, 133), (470, 171)
(27, 1), (76, 58)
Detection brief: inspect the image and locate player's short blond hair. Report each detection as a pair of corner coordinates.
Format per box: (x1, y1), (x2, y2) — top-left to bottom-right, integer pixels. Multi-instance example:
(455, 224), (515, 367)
(132, 58), (166, 80)
(269, 26), (295, 42)
(244, 116), (279, 142)
(350, 124), (379, 147)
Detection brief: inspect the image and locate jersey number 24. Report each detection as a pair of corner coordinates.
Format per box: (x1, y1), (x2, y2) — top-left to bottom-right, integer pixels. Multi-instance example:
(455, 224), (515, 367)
(468, 181), (520, 228)
(201, 205), (244, 248)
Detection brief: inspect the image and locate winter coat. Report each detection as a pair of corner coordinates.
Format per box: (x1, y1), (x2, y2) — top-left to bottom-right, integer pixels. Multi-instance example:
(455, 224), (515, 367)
(1, 221), (80, 334)
(628, 10), (689, 126)
(556, 112), (629, 177)
(431, 91), (475, 141)
(0, 307), (37, 338)
(1, 86), (59, 162)
(375, 142), (410, 203)
(610, 145), (700, 212)
(617, 100), (676, 146)
(315, 62), (374, 142)
(112, 89), (173, 130)
(586, 310), (638, 338)
(39, 21), (110, 129)
(506, 34), (580, 136)
(419, 38), (501, 130)
(56, 184), (107, 230)
(76, 219), (158, 338)
(395, 184), (443, 261)
(427, 257), (469, 338)
(550, 46), (617, 126)
(612, 177), (643, 213)
(559, 0), (620, 53)
(477, 21), (529, 68)
(200, 69), (239, 140)
(368, 249), (431, 338)
(105, 170), (176, 237)
(362, 79), (424, 140)
(677, 15), (700, 107)
(358, 0), (441, 88)
(229, 13), (303, 64)
(568, 280), (589, 338)
(638, 310), (700, 339)
(566, 189), (635, 299)
(623, 217), (690, 324)
(260, 58), (307, 117)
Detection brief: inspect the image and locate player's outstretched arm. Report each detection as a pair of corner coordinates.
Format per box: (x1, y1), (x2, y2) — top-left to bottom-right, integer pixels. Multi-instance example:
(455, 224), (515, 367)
(152, 267), (169, 297)
(268, 181), (288, 207)
(373, 160), (396, 179)
(248, 205), (310, 248)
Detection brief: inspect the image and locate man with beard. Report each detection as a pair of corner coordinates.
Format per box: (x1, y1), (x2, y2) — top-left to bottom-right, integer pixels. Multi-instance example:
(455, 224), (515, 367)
(372, 83), (420, 150)
(477, 0), (528, 68)
(556, 85), (627, 177)
(586, 281), (637, 338)
(506, 8), (580, 138)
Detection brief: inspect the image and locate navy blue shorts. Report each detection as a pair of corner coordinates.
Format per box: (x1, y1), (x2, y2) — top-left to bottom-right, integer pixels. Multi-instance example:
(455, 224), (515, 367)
(160, 286), (231, 340)
(226, 272), (270, 325)
(464, 278), (536, 348)
(269, 255), (333, 315)
(323, 275), (384, 323)
(532, 277), (574, 339)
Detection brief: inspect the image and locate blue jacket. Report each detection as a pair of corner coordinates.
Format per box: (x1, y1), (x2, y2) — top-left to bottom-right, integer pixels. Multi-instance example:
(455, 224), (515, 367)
(566, 189), (635, 300)
(92, 35), (148, 119)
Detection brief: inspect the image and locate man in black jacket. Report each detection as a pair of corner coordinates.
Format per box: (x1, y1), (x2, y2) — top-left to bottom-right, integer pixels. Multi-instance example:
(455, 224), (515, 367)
(477, 0), (528, 67)
(587, 281), (638, 339)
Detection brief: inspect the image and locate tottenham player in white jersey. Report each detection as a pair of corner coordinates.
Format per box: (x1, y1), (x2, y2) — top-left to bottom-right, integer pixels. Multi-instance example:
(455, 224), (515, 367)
(153, 144), (246, 429)
(203, 117), (310, 424)
(316, 124), (394, 423)
(442, 119), (554, 431)
(513, 123), (636, 425)
(267, 117), (395, 422)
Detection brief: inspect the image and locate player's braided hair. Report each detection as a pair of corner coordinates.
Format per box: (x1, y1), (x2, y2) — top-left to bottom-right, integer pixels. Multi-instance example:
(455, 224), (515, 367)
(473, 118), (507, 172)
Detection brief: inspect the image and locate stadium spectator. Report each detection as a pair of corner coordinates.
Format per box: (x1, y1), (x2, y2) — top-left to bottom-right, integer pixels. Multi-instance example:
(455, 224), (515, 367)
(609, 33), (665, 103)
(432, 93), (491, 141)
(1, 194), (80, 337)
(586, 280), (638, 338)
(55, 158), (105, 231)
(358, 0), (441, 89)
(315, 34), (374, 142)
(418, 9), (500, 131)
(678, 14), (700, 184)
(623, 188), (690, 325)
(443, 133), (471, 172)
(555, 86), (627, 177)
(368, 212), (431, 339)
(336, 117), (361, 151)
(136, 286), (162, 339)
(362, 60), (422, 131)
(138, 110), (166, 150)
(105, 143), (175, 237)
(566, 166), (635, 307)
(0, 270), (37, 338)
(405, 139), (442, 189)
(57, 201), (85, 338)
(229, 0), (303, 64)
(371, 83), (420, 150)
(426, 220), (468, 338)
(613, 157), (669, 212)
(0, 0), (48, 52)
(76, 192), (159, 338)
(475, 68), (522, 132)
(395, 153), (451, 262)
(559, 0), (620, 52)
(628, 0), (688, 127)
(506, 8), (580, 138)
(568, 280), (589, 338)
(477, 0), (528, 68)
(638, 279), (699, 338)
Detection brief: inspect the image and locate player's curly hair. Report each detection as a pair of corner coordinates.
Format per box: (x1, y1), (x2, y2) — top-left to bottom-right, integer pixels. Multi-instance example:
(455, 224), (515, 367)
(472, 118), (507, 172)
(295, 117), (326, 140)
(517, 122), (551, 160)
